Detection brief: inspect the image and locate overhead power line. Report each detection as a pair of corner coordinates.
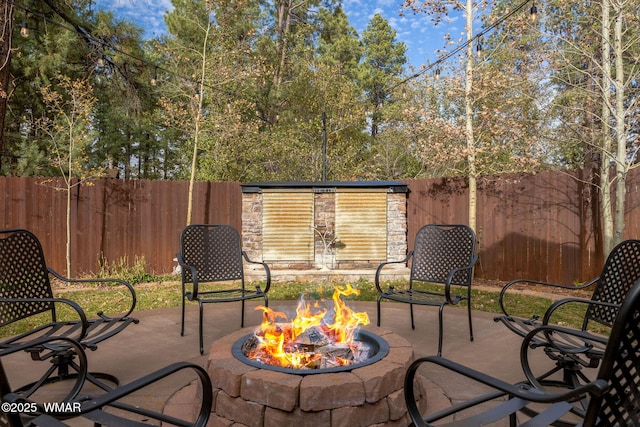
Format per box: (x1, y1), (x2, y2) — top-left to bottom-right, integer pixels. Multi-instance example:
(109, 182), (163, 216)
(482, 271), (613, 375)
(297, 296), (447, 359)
(13, 0), (535, 111)
(393, 0), (535, 90)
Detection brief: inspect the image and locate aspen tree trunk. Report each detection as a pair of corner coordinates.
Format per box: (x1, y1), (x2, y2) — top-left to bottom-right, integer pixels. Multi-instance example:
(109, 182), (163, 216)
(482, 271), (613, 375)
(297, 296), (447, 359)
(0, 0), (13, 171)
(600, 0), (614, 255)
(186, 19), (212, 226)
(465, 0), (477, 233)
(0, 0), (12, 171)
(612, 1), (626, 247)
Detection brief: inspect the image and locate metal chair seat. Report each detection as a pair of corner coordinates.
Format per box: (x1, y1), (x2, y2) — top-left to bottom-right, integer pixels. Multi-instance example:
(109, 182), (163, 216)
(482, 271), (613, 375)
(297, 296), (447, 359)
(2, 316), (138, 351)
(379, 288), (467, 306)
(186, 287), (266, 304)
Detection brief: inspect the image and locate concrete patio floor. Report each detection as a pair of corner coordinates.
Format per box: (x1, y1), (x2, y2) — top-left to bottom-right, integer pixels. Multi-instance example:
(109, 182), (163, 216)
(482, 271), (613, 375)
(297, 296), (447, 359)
(3, 300), (558, 426)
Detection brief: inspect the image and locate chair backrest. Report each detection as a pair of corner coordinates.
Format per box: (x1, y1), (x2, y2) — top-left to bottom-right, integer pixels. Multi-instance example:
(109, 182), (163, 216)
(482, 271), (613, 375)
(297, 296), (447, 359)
(180, 224), (245, 284)
(0, 229), (55, 326)
(585, 239), (640, 329)
(584, 277), (640, 426)
(410, 224), (477, 286)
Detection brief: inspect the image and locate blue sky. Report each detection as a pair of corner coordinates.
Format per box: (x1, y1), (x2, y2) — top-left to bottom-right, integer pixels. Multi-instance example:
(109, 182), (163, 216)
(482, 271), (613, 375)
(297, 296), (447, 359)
(92, 0), (460, 68)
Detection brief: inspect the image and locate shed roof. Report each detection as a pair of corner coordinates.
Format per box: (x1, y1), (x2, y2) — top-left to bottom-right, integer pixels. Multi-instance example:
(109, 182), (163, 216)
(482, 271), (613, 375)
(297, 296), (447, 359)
(241, 181), (408, 193)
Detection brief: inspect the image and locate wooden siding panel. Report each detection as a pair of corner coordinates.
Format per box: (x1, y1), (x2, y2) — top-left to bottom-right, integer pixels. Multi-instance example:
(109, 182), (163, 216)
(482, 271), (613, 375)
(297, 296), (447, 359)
(335, 191), (387, 261)
(262, 192), (314, 261)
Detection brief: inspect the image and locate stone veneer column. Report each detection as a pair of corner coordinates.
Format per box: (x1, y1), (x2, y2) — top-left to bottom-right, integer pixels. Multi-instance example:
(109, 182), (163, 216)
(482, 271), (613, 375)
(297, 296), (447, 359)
(242, 192), (263, 262)
(314, 192), (336, 269)
(386, 192), (407, 265)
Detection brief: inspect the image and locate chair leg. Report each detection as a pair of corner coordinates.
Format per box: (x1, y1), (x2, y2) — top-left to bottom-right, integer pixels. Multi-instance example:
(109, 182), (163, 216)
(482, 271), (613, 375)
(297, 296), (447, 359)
(376, 296), (382, 327)
(241, 299), (245, 328)
(181, 296), (186, 337)
(437, 305), (445, 357)
(467, 301), (474, 342)
(199, 302), (204, 355)
(15, 352), (118, 399)
(410, 303), (415, 330)
(509, 411), (517, 427)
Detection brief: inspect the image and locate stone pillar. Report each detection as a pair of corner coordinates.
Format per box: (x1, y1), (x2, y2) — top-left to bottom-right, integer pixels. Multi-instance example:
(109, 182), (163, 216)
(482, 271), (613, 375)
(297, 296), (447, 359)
(314, 192), (336, 269)
(242, 192), (263, 262)
(386, 192), (408, 265)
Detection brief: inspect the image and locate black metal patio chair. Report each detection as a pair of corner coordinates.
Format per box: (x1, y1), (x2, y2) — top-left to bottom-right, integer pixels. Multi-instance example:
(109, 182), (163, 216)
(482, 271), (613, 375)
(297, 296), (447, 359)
(0, 228), (138, 397)
(177, 224), (270, 354)
(404, 277), (640, 427)
(494, 239), (640, 389)
(1, 336), (213, 427)
(375, 224), (478, 356)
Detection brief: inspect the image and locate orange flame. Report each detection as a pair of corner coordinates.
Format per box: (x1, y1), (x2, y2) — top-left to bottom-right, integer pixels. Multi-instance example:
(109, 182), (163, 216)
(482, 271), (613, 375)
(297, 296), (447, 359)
(252, 285), (369, 369)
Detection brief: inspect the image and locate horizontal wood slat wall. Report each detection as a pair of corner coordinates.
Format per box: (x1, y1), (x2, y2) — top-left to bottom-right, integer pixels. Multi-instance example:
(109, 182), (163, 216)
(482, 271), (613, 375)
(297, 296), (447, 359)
(335, 191), (387, 261)
(262, 191), (315, 261)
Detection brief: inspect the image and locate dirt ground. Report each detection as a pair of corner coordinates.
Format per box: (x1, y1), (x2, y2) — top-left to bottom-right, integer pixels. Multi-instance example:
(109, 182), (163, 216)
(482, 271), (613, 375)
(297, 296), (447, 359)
(473, 277), (594, 299)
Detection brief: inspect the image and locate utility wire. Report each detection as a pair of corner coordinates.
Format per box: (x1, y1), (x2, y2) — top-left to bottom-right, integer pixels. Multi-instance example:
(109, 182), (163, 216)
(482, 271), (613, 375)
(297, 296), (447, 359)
(11, 0), (251, 104)
(13, 0), (534, 109)
(392, 0), (534, 90)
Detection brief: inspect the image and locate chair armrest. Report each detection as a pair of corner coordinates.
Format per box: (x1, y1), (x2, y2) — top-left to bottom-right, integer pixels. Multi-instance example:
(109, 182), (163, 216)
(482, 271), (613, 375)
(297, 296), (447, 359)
(47, 268), (137, 319)
(542, 297), (620, 326)
(0, 297), (90, 344)
(497, 276), (599, 317)
(176, 253), (200, 299)
(75, 362), (213, 427)
(405, 354), (609, 427)
(242, 252), (271, 293)
(443, 254), (478, 303)
(520, 323), (609, 388)
(375, 251), (413, 293)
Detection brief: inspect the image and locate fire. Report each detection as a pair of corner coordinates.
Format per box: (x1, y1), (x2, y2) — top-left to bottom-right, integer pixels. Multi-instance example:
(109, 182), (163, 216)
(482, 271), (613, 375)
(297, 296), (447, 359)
(249, 284), (370, 370)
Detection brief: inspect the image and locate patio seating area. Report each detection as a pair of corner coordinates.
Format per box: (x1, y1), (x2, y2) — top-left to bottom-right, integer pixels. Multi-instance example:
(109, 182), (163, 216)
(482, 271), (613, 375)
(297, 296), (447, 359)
(3, 226), (640, 425)
(2, 298), (549, 426)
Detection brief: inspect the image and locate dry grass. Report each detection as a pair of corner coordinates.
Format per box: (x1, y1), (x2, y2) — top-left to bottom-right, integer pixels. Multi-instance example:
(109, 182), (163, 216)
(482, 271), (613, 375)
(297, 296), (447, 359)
(2, 276), (598, 339)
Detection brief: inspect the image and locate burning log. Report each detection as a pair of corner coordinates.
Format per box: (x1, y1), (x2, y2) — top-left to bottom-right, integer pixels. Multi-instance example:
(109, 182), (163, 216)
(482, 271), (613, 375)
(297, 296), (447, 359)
(294, 326), (330, 347)
(317, 344), (353, 368)
(241, 334), (260, 357)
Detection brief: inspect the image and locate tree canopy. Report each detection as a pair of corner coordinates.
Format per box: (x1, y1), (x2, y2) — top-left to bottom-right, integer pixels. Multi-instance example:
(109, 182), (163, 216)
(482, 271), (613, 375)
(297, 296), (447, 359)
(1, 0), (639, 250)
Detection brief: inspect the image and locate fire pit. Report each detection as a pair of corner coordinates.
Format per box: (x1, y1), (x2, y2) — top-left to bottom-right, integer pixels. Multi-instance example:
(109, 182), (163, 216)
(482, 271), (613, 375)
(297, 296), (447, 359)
(233, 285), (387, 374)
(204, 287), (427, 426)
(232, 329), (389, 375)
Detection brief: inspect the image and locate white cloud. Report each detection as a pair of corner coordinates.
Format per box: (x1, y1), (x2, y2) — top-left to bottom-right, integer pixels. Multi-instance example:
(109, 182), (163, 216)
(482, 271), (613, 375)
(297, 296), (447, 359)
(93, 0), (172, 38)
(94, 0), (456, 66)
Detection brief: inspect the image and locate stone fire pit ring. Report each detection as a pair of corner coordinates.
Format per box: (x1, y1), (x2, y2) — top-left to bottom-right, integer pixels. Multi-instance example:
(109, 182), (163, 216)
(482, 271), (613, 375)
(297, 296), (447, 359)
(205, 325), (426, 427)
(231, 329), (390, 375)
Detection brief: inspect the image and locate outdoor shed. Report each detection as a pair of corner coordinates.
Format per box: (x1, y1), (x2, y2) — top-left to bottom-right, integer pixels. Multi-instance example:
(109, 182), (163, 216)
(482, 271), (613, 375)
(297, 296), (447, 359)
(241, 181), (408, 272)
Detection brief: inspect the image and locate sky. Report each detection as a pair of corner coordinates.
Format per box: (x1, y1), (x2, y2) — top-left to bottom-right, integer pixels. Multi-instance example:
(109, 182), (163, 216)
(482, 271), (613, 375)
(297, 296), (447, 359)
(91, 0), (461, 69)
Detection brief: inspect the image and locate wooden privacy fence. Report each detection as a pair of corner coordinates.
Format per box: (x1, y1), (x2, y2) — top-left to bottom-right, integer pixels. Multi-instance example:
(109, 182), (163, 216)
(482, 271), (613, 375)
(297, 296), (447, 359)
(0, 178), (242, 276)
(1, 168), (638, 283)
(404, 168), (639, 283)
